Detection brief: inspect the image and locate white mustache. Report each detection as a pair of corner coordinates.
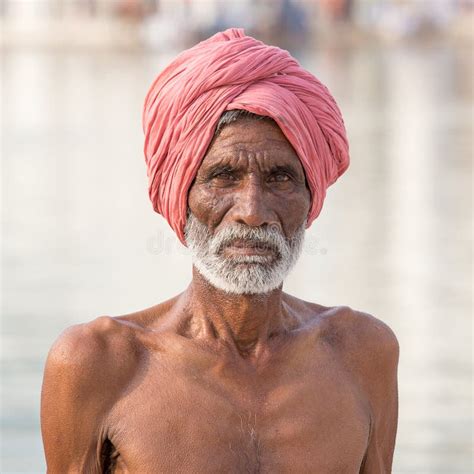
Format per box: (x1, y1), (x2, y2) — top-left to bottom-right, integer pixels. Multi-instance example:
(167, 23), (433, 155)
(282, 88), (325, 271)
(209, 224), (287, 258)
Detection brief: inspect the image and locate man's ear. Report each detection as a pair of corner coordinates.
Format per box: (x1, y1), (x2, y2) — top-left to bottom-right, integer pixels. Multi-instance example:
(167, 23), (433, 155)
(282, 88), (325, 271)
(304, 215), (310, 229)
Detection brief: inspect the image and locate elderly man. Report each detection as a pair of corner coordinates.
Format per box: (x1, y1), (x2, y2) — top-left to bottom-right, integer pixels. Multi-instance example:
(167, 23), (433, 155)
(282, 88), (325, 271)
(41, 29), (399, 473)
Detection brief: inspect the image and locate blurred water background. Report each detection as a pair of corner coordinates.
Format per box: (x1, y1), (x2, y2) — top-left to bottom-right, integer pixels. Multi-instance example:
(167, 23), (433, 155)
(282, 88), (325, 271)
(1, 0), (473, 472)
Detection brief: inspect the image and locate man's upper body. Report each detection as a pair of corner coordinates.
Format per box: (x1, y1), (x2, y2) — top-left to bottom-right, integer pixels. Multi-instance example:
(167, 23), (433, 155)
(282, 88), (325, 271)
(41, 29), (399, 473)
(42, 293), (398, 473)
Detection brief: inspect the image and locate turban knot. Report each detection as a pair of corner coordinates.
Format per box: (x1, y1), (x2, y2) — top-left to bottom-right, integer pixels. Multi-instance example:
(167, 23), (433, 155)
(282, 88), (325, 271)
(143, 28), (349, 244)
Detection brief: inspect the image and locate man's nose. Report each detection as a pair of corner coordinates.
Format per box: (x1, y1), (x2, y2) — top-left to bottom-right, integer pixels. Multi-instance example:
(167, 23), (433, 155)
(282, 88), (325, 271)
(230, 180), (277, 228)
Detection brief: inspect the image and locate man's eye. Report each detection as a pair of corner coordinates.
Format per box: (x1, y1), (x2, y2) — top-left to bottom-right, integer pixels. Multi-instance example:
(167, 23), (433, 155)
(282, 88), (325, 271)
(210, 171), (236, 182)
(270, 173), (291, 183)
(214, 172), (234, 180)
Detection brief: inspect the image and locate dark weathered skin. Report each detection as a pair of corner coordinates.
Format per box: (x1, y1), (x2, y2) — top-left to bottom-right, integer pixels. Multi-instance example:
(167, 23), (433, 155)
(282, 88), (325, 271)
(41, 119), (399, 473)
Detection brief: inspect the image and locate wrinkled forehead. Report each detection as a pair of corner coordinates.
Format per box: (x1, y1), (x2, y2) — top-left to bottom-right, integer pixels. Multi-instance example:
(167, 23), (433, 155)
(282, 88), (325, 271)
(197, 115), (307, 177)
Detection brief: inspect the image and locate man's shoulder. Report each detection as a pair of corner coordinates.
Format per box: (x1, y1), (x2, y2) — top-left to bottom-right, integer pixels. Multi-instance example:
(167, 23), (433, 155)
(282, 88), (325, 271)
(294, 299), (399, 364)
(47, 293), (183, 364)
(324, 305), (399, 376)
(49, 316), (128, 357)
(323, 305), (398, 346)
(44, 316), (139, 390)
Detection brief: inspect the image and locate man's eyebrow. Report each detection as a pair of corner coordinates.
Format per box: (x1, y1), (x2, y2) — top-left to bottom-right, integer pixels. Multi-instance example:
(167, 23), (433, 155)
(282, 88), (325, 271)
(269, 164), (295, 172)
(268, 164), (302, 177)
(203, 163), (236, 177)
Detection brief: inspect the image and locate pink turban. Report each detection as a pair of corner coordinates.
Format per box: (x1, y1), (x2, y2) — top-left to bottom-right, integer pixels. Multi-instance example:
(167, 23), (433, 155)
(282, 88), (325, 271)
(143, 28), (349, 244)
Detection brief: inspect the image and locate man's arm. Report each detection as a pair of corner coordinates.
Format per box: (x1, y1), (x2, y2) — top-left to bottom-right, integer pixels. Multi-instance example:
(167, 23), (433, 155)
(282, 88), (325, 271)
(355, 312), (399, 473)
(41, 317), (130, 473)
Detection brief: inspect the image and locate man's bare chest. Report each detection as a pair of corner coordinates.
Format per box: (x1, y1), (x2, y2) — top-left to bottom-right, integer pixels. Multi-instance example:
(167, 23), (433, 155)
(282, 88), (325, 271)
(104, 348), (370, 473)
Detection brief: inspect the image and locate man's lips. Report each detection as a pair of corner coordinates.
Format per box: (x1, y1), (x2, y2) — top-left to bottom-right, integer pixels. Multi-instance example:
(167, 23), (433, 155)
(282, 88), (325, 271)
(221, 239), (277, 256)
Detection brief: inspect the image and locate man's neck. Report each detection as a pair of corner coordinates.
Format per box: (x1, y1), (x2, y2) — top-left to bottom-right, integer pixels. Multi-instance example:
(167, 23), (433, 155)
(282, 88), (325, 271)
(183, 267), (297, 358)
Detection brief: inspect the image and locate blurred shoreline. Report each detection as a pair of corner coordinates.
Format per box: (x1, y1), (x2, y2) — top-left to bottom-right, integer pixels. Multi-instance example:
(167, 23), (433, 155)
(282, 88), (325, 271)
(1, 1), (473, 52)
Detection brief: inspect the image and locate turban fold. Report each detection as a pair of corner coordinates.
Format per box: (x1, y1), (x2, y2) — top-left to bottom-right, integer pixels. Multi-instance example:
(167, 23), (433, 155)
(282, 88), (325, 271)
(143, 28), (349, 244)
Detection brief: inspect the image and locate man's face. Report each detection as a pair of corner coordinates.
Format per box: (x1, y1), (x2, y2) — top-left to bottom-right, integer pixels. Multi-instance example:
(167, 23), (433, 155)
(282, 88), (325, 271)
(186, 118), (311, 294)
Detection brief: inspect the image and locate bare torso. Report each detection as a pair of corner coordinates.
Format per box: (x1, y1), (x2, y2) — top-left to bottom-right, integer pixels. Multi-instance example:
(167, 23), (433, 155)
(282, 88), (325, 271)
(41, 293), (398, 473)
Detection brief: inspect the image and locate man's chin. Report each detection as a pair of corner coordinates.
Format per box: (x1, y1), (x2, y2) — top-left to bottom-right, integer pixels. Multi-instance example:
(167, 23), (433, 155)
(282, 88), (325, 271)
(193, 260), (286, 295)
(208, 280), (283, 296)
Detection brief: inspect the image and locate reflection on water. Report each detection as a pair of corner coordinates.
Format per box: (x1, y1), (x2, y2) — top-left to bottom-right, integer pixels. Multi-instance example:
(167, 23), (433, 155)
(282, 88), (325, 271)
(2, 42), (472, 472)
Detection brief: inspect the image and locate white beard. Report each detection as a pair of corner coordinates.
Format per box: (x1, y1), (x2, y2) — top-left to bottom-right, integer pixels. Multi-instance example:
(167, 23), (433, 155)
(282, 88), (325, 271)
(184, 212), (305, 295)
